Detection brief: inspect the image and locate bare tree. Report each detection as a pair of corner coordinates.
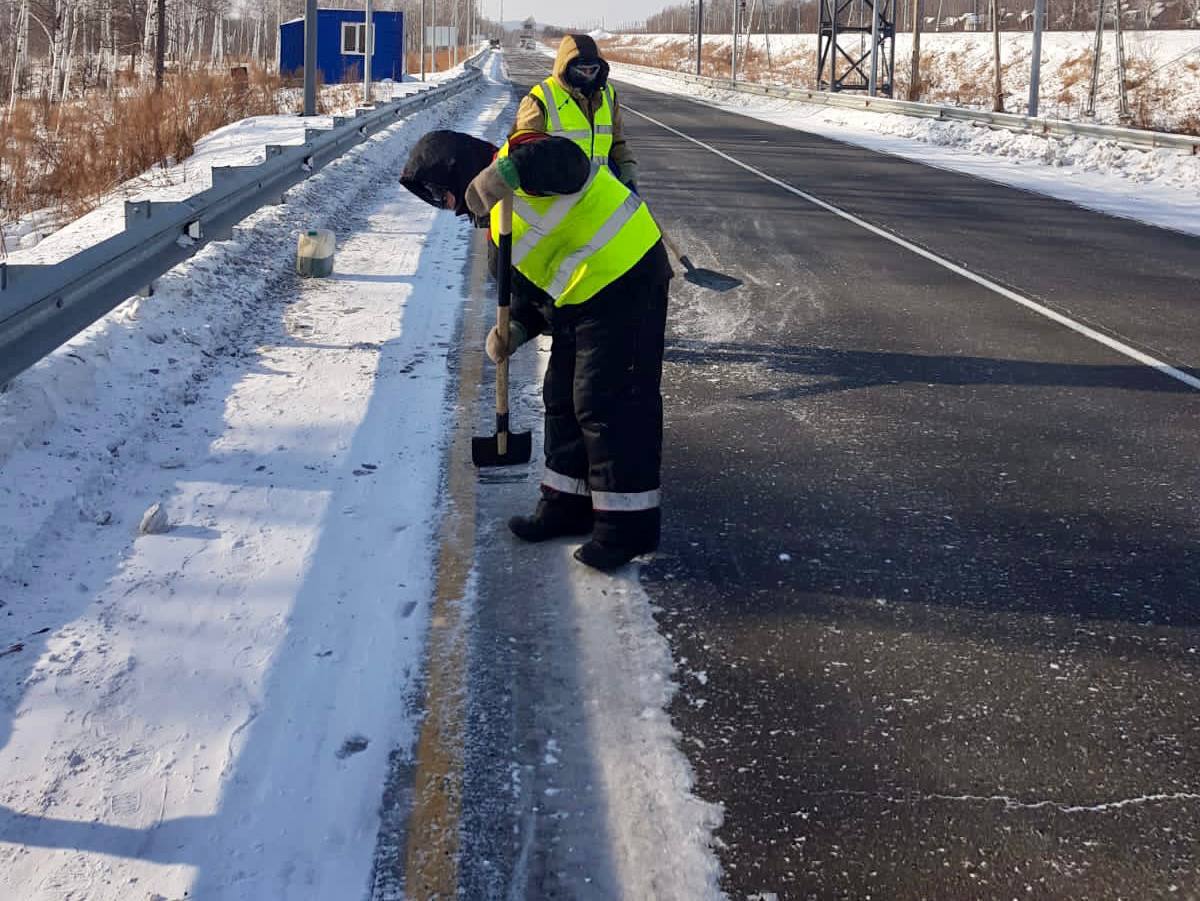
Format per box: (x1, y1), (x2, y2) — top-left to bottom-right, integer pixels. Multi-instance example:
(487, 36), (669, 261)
(9, 0), (31, 107)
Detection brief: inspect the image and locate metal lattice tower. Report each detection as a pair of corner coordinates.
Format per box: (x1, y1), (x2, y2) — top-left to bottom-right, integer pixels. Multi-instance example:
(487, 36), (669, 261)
(817, 0), (896, 95)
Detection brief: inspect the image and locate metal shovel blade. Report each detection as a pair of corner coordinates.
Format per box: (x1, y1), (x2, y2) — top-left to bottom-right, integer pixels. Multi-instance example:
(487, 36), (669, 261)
(472, 429), (533, 468)
(680, 256), (742, 293)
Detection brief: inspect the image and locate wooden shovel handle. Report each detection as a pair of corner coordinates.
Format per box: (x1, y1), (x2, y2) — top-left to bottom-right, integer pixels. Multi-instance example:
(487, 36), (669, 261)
(496, 196), (514, 456)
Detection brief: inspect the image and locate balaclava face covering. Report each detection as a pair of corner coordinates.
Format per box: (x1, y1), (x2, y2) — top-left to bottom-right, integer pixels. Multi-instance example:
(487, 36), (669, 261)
(565, 58), (603, 94)
(561, 34), (609, 96)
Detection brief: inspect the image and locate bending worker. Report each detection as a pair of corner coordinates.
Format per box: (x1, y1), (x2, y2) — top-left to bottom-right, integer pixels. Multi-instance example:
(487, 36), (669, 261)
(400, 128), (671, 571)
(518, 34), (639, 190)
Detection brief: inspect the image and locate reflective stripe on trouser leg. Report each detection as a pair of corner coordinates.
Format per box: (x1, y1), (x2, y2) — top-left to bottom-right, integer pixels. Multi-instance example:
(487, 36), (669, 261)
(543, 468), (590, 496)
(573, 276), (669, 545)
(543, 315), (589, 497)
(591, 489), (659, 511)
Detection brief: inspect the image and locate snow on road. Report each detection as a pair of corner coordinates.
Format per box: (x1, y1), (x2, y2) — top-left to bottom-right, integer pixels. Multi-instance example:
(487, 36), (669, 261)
(458, 329), (725, 898)
(610, 63), (1200, 238)
(0, 53), (509, 901)
(0, 48), (730, 899)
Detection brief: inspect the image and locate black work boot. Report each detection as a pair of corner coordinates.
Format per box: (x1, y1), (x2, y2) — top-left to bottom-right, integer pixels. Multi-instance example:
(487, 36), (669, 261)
(573, 508), (660, 572)
(508, 487), (593, 543)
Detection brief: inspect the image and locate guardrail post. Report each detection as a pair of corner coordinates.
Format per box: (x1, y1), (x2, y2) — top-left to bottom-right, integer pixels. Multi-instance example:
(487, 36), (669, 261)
(125, 200), (153, 228)
(1, 263), (7, 291)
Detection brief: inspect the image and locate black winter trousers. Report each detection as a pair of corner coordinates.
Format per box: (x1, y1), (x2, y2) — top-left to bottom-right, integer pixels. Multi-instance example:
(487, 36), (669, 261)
(542, 275), (669, 551)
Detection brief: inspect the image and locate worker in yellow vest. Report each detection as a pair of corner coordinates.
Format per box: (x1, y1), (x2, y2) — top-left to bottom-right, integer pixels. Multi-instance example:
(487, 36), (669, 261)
(400, 128), (671, 570)
(515, 34), (639, 191)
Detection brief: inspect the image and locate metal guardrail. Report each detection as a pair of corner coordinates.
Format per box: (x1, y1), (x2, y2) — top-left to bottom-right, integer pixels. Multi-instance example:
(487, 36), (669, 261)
(612, 61), (1200, 155)
(0, 51), (488, 388)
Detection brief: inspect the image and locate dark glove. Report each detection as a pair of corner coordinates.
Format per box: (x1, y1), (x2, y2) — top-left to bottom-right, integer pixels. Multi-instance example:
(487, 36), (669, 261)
(617, 160), (639, 194)
(465, 157), (521, 219)
(485, 320), (531, 363)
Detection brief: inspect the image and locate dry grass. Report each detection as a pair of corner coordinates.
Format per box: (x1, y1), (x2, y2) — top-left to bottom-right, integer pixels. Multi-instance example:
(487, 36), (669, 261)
(404, 46), (478, 76)
(1124, 56), (1200, 135)
(1, 67), (282, 226)
(601, 38), (821, 86)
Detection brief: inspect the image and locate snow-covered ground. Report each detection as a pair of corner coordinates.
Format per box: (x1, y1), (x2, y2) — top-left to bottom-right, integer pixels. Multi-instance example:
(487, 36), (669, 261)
(0, 48), (725, 899)
(609, 60), (1200, 238)
(601, 31), (1200, 129)
(0, 53), (508, 901)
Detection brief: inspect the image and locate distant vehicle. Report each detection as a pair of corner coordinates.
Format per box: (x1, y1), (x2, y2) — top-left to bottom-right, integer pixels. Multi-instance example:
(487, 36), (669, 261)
(489, 37), (501, 48)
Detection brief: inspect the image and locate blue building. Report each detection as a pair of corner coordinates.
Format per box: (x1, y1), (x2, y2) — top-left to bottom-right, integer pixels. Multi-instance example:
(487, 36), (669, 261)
(280, 10), (406, 84)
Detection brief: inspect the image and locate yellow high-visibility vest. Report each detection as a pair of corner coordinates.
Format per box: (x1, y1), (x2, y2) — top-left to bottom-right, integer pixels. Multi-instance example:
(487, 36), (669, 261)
(529, 78), (615, 165)
(492, 142), (661, 307)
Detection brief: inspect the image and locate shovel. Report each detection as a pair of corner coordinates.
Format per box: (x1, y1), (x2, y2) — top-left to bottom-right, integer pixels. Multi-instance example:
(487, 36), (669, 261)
(472, 196), (533, 468)
(659, 227), (742, 293)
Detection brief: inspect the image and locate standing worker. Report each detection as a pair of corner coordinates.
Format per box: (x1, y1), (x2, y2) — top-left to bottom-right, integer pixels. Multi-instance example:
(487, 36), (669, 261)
(400, 128), (671, 571)
(517, 34), (639, 191)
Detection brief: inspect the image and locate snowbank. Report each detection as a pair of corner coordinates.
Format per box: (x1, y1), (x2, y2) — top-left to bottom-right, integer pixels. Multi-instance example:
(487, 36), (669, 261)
(601, 31), (1200, 130)
(610, 62), (1200, 237)
(0, 54), (509, 898)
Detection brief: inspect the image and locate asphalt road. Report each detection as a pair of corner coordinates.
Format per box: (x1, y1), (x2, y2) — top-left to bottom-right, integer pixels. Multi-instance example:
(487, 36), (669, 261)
(477, 51), (1200, 900)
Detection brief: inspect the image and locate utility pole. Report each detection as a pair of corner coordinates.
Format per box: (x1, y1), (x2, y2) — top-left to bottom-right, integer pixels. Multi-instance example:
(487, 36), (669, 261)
(908, 0), (921, 99)
(1114, 0), (1129, 119)
(419, 0), (426, 81)
(731, 0), (739, 80)
(363, 0), (373, 103)
(154, 0), (166, 90)
(432, 0), (438, 73)
(1028, 0), (1044, 115)
(990, 0), (1003, 111)
(1086, 0), (1103, 115)
(303, 0), (317, 114)
(868, 0), (881, 94)
(696, 0), (704, 75)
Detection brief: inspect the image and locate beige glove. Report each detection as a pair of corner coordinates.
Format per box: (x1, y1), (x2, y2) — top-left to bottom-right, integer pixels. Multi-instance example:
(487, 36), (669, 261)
(465, 157), (521, 218)
(485, 320), (530, 363)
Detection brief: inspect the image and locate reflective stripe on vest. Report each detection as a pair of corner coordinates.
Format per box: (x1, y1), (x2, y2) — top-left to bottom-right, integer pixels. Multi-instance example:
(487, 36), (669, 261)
(530, 78), (615, 164)
(492, 143), (661, 307)
(546, 192), (644, 298)
(512, 163), (600, 265)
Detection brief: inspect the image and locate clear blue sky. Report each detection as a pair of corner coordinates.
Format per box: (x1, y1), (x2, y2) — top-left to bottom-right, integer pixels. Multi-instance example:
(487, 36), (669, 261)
(489, 0), (662, 30)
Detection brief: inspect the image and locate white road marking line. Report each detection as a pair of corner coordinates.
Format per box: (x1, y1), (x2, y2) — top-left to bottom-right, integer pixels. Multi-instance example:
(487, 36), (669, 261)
(624, 104), (1200, 393)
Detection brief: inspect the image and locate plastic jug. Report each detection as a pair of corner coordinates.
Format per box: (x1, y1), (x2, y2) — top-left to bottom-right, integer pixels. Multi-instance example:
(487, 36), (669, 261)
(296, 228), (335, 278)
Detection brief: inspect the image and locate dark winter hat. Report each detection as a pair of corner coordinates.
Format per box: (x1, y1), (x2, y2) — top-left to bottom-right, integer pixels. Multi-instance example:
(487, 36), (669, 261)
(400, 130), (498, 216)
(567, 33), (601, 62)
